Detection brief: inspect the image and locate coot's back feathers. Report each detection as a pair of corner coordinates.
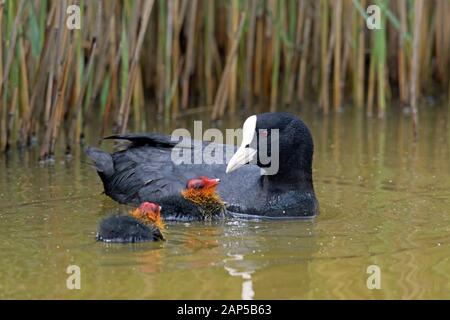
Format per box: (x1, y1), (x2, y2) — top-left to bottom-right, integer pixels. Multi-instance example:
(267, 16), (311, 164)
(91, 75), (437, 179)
(104, 133), (181, 148)
(85, 137), (242, 205)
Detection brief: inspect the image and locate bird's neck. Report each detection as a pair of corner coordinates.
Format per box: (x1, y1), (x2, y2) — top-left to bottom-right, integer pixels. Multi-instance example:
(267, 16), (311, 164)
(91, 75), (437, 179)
(261, 167), (314, 193)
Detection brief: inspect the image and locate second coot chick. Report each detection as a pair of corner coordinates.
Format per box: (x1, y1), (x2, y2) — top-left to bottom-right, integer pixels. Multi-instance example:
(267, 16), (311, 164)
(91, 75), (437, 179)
(97, 202), (164, 243)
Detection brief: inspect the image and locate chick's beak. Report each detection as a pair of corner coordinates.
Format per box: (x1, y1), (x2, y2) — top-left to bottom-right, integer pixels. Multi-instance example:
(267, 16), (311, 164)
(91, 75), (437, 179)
(204, 178), (220, 188)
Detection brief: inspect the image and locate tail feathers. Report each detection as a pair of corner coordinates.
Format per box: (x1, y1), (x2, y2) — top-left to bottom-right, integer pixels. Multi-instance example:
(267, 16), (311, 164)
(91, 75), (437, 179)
(85, 146), (115, 176)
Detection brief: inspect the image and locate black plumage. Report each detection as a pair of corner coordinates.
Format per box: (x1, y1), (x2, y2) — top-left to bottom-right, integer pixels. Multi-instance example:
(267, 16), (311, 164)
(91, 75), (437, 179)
(157, 195), (225, 221)
(96, 214), (164, 243)
(86, 112), (319, 218)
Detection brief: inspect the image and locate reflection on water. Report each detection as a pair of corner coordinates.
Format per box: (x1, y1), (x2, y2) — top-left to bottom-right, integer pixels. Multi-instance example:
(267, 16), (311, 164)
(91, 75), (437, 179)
(1, 103), (450, 299)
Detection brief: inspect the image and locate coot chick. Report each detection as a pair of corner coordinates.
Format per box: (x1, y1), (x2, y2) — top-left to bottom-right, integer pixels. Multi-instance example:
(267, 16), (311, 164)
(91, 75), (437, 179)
(96, 202), (164, 243)
(155, 176), (225, 221)
(86, 112), (318, 218)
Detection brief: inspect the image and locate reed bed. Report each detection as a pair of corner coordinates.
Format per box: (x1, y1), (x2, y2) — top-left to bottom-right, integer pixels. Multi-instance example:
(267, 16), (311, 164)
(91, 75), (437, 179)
(0, 0), (449, 159)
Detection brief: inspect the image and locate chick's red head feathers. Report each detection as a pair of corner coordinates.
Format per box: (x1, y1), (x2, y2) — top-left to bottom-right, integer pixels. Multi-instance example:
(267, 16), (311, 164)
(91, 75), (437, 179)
(186, 176), (220, 190)
(139, 202), (161, 214)
(130, 202), (164, 229)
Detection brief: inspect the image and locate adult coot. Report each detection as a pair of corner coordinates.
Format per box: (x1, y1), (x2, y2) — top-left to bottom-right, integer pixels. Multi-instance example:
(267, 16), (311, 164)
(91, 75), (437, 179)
(87, 112), (318, 218)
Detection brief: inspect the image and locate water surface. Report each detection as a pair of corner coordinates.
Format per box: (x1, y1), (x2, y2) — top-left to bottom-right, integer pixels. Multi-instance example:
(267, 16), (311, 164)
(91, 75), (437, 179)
(1, 104), (450, 299)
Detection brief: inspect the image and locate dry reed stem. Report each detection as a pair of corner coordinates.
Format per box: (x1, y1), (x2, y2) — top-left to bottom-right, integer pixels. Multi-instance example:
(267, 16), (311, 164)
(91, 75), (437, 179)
(244, 0), (257, 109)
(320, 0), (331, 114)
(0, 0), (25, 98)
(212, 13), (246, 120)
(410, 0), (424, 138)
(228, 0), (239, 114)
(119, 0), (155, 134)
(67, 1), (102, 152)
(181, 0), (198, 111)
(333, 0), (342, 112)
(298, 9), (312, 102)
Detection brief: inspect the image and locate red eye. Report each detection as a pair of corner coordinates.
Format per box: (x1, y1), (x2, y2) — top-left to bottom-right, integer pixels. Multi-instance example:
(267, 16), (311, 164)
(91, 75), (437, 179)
(260, 129), (268, 137)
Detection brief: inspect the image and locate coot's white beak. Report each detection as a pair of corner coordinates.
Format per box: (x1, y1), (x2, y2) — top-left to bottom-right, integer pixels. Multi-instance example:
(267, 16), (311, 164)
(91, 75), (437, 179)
(226, 146), (257, 173)
(226, 115), (257, 174)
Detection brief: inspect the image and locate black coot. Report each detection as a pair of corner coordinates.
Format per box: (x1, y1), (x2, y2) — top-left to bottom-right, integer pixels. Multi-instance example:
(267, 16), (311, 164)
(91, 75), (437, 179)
(87, 112), (318, 218)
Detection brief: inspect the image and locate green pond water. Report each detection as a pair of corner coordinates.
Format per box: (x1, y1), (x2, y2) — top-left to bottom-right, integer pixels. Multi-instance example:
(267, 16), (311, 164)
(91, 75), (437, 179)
(1, 103), (450, 299)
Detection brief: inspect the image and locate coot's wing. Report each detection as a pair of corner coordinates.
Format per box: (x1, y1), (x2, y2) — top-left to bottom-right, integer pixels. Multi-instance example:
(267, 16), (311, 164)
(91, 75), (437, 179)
(91, 133), (238, 204)
(108, 145), (190, 203)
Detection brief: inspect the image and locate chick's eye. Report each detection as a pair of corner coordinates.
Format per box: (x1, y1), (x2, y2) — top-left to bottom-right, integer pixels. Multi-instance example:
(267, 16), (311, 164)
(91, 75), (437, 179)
(191, 181), (204, 190)
(188, 179), (204, 189)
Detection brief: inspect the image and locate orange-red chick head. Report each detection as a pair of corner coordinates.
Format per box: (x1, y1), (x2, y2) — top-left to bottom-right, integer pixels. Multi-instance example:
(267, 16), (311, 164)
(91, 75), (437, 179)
(130, 202), (164, 229)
